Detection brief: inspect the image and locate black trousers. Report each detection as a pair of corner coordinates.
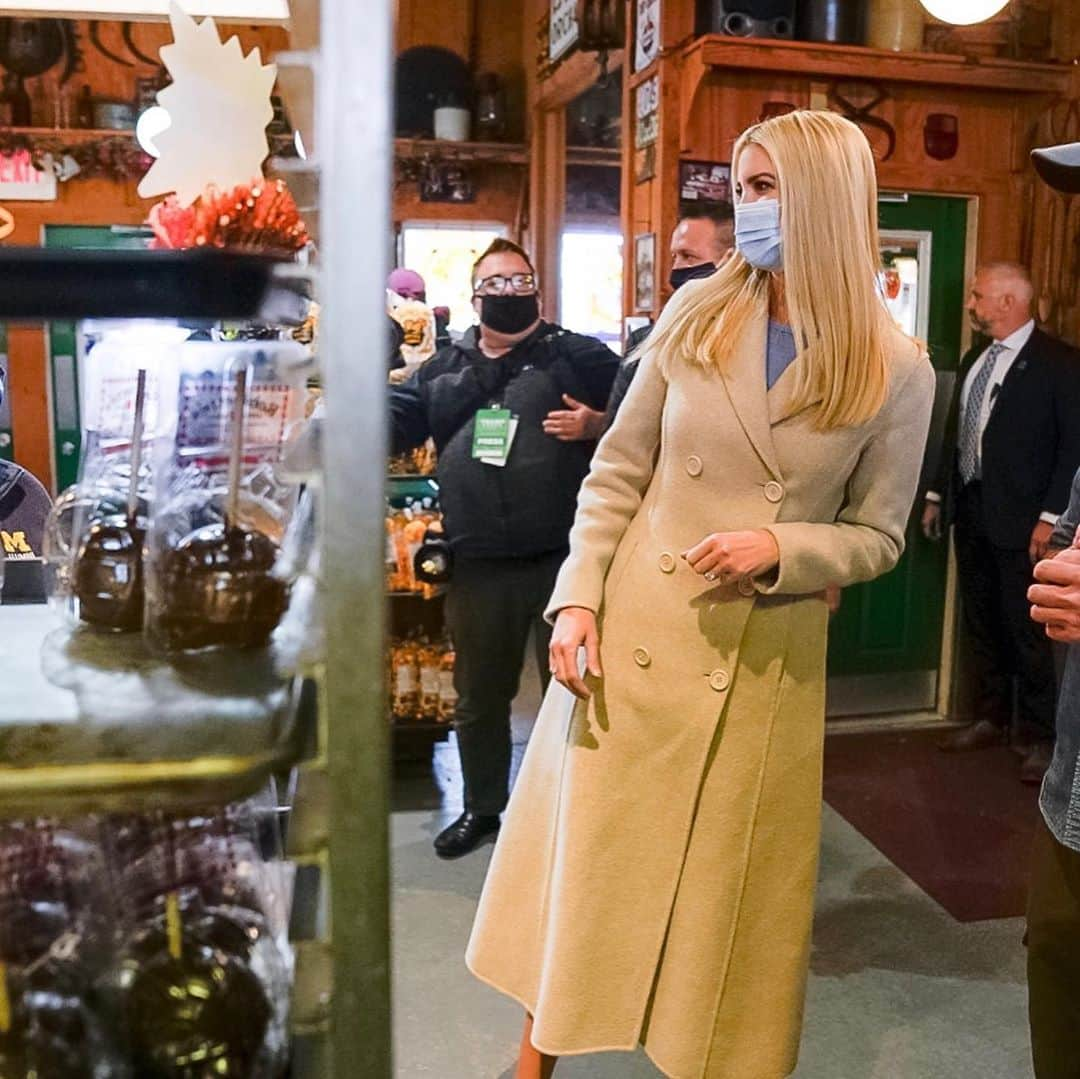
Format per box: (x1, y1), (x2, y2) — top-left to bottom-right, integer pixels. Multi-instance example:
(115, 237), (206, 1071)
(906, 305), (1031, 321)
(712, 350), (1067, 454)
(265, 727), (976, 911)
(1027, 816), (1080, 1078)
(443, 551), (564, 816)
(954, 483), (1056, 741)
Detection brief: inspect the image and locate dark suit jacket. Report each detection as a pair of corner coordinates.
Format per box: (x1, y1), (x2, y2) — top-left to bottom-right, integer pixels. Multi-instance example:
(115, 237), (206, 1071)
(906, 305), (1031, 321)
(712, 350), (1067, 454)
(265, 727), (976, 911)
(931, 326), (1080, 549)
(604, 323), (651, 431)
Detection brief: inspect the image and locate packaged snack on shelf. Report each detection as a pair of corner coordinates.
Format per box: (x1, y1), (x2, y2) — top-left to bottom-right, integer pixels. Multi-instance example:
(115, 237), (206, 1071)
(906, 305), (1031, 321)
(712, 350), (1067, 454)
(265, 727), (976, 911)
(387, 440), (436, 477)
(437, 642), (458, 723)
(385, 497), (440, 597)
(390, 638), (420, 721)
(0, 820), (116, 1078)
(387, 636), (456, 724)
(417, 641), (441, 720)
(100, 797), (292, 1079)
(42, 321), (185, 634)
(145, 339), (306, 655)
(0, 795), (294, 1079)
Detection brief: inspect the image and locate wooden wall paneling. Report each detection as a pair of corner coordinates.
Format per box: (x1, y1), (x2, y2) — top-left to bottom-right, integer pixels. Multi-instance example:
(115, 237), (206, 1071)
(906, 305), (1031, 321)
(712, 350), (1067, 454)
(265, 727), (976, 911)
(681, 71), (808, 160)
(1051, 0), (1080, 63)
(395, 0), (473, 60)
(1022, 69), (1080, 343)
(393, 163), (525, 228)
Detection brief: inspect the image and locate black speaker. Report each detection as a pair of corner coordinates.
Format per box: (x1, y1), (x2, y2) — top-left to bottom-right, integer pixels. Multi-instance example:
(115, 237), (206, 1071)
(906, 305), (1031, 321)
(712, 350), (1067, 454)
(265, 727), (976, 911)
(696, 0), (796, 39)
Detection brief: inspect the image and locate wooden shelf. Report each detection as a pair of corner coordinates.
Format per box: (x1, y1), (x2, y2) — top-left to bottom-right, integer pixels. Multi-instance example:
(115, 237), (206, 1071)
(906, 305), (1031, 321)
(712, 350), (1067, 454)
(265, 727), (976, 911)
(394, 137), (528, 165)
(566, 145), (621, 167)
(0, 606), (303, 818)
(394, 138), (620, 171)
(684, 34), (1072, 95)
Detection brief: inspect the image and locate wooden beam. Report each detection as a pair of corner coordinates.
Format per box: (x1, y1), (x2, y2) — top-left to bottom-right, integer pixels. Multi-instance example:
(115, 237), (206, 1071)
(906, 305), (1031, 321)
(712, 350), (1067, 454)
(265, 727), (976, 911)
(529, 105), (566, 323)
(535, 48), (626, 110)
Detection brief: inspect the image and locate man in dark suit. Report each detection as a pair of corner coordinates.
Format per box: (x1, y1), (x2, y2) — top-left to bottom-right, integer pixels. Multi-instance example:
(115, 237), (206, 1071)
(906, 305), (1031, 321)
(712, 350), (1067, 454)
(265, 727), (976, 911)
(922, 262), (1080, 782)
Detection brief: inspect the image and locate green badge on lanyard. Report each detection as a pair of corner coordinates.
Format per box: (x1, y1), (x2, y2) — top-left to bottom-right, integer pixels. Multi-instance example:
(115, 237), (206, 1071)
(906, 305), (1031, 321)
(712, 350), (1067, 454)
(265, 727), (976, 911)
(472, 408), (513, 460)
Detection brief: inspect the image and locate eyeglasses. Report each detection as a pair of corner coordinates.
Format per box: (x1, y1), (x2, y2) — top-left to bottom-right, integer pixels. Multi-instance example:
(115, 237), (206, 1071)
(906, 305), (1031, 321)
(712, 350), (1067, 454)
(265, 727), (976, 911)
(472, 272), (537, 296)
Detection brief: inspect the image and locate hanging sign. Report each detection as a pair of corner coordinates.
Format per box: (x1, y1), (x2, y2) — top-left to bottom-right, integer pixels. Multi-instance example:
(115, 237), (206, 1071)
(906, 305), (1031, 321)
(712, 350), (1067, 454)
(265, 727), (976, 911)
(635, 0), (660, 72)
(635, 75), (659, 150)
(0, 151), (58, 202)
(550, 0), (579, 61)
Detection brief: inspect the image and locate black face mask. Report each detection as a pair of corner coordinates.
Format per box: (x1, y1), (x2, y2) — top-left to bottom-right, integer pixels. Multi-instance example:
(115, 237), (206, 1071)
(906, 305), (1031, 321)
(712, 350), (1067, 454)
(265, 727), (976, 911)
(480, 293), (540, 334)
(668, 262), (718, 291)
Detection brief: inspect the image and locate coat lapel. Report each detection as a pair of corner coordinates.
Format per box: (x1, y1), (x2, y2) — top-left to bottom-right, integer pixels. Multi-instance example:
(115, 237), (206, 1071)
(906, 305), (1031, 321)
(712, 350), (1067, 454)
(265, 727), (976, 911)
(766, 353), (820, 428)
(983, 330), (1037, 436)
(718, 306), (783, 480)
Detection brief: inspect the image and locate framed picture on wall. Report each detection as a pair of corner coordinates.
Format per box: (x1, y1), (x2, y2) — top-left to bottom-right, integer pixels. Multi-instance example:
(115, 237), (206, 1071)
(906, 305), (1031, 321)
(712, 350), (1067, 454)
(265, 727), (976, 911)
(635, 0), (660, 72)
(634, 232), (656, 312)
(679, 160), (732, 206)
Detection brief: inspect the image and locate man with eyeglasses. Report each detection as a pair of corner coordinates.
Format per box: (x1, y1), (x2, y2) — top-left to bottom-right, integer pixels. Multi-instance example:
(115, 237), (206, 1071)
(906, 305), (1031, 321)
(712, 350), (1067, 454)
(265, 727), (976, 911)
(390, 237), (620, 858)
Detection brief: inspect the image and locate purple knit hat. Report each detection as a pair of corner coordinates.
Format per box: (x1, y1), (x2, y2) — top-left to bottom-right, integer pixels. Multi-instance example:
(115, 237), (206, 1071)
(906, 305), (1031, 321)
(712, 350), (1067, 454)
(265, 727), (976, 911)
(388, 268), (426, 300)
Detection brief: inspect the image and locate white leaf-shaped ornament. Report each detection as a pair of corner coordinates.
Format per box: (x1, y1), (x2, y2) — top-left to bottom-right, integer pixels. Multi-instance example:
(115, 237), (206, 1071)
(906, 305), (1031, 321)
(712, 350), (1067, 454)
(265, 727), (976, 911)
(138, 1), (277, 207)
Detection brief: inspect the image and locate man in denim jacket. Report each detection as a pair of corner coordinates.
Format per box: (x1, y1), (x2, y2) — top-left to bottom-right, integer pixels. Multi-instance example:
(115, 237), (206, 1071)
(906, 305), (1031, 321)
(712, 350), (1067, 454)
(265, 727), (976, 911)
(1023, 140), (1080, 1079)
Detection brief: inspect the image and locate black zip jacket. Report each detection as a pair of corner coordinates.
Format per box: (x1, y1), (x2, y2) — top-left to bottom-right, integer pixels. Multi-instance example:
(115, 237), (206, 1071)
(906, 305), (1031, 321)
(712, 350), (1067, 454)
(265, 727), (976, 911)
(389, 321), (619, 559)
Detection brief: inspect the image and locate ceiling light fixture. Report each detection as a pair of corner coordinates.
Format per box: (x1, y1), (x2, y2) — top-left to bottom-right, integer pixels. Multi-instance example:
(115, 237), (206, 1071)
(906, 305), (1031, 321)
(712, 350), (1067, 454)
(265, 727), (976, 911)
(918, 0), (1010, 26)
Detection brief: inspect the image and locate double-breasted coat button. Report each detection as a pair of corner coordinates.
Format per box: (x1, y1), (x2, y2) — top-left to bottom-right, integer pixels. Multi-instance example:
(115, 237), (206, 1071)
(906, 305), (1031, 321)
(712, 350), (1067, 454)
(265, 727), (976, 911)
(633, 647), (652, 668)
(708, 668), (730, 692)
(738, 575), (756, 597)
(658, 552), (676, 574)
(763, 480), (784, 503)
(686, 455), (703, 477)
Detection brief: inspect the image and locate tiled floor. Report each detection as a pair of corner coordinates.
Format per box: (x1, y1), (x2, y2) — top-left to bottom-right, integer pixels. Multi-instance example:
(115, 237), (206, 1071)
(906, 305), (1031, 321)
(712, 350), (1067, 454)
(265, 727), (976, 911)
(390, 656), (1033, 1079)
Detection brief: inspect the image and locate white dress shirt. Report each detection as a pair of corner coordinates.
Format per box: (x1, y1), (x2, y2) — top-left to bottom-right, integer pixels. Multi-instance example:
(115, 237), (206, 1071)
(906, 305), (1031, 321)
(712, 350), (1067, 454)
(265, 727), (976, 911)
(927, 320), (1056, 525)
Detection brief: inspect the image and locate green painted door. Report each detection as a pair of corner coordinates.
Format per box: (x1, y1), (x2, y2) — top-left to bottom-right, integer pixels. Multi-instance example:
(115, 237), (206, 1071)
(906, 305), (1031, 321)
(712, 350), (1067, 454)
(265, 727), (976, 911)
(44, 226), (150, 493)
(826, 195), (968, 715)
(0, 323), (11, 461)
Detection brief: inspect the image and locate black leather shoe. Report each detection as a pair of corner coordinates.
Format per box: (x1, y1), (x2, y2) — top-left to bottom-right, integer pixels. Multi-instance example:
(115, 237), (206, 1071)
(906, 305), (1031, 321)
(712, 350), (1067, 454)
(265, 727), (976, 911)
(938, 720), (1008, 753)
(434, 812), (500, 859)
(1020, 743), (1053, 785)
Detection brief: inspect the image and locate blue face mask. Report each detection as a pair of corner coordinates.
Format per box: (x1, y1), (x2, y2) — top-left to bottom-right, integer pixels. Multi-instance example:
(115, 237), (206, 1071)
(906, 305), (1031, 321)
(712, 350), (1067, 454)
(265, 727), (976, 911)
(734, 199), (783, 272)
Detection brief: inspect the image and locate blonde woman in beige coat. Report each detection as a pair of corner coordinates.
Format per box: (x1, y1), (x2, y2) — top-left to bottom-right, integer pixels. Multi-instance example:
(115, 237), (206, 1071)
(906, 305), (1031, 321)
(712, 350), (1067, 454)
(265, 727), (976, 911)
(466, 110), (936, 1079)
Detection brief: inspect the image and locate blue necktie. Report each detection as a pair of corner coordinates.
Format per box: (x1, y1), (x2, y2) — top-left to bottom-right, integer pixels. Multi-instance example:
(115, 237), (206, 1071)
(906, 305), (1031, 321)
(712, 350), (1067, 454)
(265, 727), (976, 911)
(958, 342), (1005, 485)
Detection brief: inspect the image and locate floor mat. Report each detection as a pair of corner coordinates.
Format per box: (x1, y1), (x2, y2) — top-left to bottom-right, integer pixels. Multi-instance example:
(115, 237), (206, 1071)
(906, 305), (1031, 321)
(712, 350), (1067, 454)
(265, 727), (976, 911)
(823, 729), (1041, 922)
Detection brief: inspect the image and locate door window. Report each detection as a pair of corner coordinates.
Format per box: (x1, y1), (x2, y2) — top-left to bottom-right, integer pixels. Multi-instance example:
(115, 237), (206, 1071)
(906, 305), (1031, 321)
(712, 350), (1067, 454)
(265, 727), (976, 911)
(559, 229), (624, 353)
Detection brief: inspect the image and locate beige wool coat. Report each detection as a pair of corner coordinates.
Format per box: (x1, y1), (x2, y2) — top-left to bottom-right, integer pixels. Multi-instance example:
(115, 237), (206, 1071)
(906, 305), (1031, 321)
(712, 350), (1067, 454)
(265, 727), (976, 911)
(466, 305), (935, 1079)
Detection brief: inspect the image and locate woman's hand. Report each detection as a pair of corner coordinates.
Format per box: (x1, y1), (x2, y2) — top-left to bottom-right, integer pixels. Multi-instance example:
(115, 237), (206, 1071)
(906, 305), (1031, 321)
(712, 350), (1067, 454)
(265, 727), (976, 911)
(549, 606), (602, 700)
(682, 529), (780, 583)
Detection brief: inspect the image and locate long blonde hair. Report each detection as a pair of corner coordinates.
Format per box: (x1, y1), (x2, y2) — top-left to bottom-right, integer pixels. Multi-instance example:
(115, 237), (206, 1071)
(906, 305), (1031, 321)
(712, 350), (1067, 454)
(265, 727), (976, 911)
(645, 110), (892, 430)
